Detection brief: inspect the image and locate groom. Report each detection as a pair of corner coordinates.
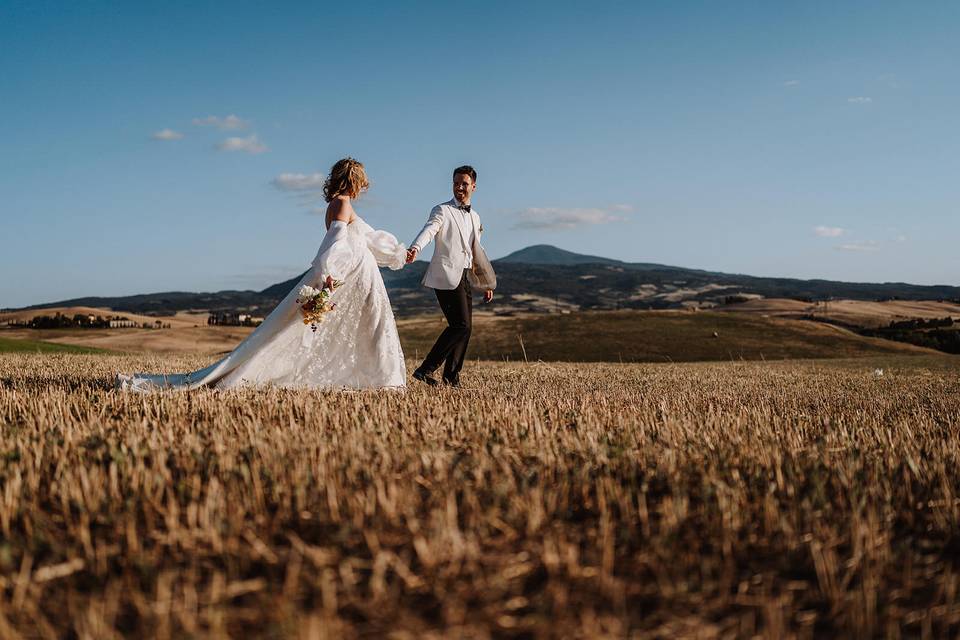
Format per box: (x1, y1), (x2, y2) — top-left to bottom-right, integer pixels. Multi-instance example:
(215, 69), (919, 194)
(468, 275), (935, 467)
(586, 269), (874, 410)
(406, 165), (494, 387)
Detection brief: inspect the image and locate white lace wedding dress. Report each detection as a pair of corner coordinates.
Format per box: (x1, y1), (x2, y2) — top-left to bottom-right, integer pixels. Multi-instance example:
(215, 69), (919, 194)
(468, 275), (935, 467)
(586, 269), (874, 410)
(116, 217), (407, 391)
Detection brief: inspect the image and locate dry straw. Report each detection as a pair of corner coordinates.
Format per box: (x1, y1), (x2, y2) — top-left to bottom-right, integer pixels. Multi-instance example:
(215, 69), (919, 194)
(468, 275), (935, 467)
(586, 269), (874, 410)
(1, 352), (959, 637)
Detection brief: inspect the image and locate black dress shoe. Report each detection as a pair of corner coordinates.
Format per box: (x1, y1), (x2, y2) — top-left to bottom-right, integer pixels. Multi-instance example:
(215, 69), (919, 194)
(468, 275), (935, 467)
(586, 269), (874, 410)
(413, 369), (439, 386)
(442, 377), (460, 388)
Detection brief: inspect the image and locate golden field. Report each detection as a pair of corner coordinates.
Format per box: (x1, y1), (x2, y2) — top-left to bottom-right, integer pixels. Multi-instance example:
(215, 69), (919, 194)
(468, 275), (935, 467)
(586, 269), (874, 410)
(1, 352), (960, 638)
(715, 298), (960, 330)
(1, 309), (941, 362)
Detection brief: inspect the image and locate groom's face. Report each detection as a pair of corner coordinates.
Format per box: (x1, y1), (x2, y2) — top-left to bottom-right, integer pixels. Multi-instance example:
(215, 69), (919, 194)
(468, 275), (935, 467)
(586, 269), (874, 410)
(453, 173), (476, 204)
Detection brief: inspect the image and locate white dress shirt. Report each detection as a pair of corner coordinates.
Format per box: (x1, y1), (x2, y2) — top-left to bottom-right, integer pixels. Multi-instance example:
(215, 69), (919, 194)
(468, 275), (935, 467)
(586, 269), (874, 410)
(453, 205), (475, 268)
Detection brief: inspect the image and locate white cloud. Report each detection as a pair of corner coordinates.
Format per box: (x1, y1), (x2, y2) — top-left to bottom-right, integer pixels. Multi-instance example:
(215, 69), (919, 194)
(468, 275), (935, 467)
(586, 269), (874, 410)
(219, 265), (303, 286)
(151, 128), (183, 140)
(782, 80), (800, 87)
(878, 74), (900, 89)
(610, 203), (634, 213)
(217, 134), (268, 154)
(847, 97), (873, 104)
(814, 225), (845, 238)
(272, 173), (326, 191)
(885, 227), (908, 244)
(837, 240), (880, 252)
(272, 172), (328, 210)
(511, 206), (627, 230)
(192, 114), (250, 130)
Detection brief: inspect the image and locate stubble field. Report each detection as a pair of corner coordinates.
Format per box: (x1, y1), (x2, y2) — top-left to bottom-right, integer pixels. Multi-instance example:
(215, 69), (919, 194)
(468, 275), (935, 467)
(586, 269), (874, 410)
(1, 352), (960, 638)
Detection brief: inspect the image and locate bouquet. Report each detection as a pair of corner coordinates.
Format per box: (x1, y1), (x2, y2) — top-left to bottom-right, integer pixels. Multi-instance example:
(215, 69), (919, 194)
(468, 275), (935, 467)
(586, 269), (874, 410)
(296, 278), (343, 331)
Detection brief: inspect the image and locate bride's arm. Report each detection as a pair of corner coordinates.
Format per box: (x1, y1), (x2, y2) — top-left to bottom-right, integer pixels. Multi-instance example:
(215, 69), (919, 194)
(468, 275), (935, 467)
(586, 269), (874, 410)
(365, 225), (407, 270)
(310, 221), (355, 286)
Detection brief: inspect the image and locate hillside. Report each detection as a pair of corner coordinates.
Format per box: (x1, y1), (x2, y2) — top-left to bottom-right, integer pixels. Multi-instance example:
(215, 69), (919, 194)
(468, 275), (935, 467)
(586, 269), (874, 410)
(2, 325), (253, 354)
(9, 244), (960, 317)
(4, 310), (942, 362)
(0, 307), (209, 329)
(497, 244), (623, 265)
(400, 310), (939, 363)
(0, 336), (110, 355)
(718, 298), (960, 329)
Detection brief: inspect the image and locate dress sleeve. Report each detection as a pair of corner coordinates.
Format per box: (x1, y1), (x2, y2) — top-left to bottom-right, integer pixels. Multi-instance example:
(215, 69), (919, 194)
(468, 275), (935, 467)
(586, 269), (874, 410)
(310, 220), (356, 283)
(366, 227), (407, 270)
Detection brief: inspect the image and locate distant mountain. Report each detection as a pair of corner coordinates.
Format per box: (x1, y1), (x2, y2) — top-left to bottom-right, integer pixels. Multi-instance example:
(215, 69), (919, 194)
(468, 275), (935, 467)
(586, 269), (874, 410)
(498, 244), (727, 276)
(498, 245), (622, 265)
(15, 290), (272, 315)
(10, 245), (960, 317)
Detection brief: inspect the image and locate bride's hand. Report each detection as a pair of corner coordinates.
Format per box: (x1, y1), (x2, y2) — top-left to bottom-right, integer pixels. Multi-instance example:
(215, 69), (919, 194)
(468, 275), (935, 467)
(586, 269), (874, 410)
(324, 275), (334, 290)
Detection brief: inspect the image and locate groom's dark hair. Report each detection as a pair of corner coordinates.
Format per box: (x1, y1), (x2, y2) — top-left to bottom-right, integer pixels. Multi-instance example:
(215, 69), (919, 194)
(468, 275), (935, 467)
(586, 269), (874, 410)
(453, 165), (477, 182)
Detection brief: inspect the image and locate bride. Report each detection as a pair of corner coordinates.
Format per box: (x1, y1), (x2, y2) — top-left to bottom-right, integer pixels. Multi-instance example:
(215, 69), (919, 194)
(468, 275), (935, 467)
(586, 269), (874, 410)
(116, 158), (408, 391)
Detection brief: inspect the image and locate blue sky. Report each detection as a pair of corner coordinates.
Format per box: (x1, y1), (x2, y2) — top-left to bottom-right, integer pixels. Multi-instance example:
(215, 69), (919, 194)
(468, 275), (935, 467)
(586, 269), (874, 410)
(2, 1), (959, 308)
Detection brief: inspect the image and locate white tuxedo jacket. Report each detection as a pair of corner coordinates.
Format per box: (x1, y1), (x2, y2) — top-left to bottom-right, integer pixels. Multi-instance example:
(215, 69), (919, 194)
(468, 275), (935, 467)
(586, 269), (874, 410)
(411, 199), (483, 290)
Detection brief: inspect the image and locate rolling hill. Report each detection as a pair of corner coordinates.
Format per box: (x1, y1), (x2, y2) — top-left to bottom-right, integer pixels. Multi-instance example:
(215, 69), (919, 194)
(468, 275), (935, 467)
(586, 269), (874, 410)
(0, 336), (111, 355)
(0, 307), (209, 329)
(716, 298), (960, 329)
(7, 245), (960, 317)
(3, 311), (944, 362)
(497, 244), (623, 266)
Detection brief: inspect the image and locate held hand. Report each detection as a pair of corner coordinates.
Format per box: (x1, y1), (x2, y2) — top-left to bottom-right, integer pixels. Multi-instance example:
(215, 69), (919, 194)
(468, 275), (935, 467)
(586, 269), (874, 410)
(324, 275), (334, 290)
(405, 248), (418, 264)
(484, 289), (494, 303)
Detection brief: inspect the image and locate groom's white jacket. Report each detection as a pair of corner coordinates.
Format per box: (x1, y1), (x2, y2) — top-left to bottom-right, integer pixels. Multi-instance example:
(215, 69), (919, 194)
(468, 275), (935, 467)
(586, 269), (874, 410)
(411, 199), (483, 290)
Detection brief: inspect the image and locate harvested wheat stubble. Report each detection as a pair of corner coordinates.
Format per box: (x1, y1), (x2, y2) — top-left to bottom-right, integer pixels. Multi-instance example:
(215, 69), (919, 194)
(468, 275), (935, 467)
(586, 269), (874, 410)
(1, 353), (960, 638)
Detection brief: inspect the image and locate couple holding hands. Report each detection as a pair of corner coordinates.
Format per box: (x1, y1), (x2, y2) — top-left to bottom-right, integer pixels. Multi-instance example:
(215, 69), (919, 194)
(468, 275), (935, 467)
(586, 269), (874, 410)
(117, 159), (496, 392)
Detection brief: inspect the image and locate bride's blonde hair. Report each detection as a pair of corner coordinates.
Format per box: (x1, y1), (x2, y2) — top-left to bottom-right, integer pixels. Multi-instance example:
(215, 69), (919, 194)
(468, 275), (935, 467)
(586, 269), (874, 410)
(323, 157), (369, 202)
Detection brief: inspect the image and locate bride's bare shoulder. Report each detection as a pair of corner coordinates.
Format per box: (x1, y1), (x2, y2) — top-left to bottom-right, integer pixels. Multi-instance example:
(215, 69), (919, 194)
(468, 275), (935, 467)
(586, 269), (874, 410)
(325, 196), (356, 228)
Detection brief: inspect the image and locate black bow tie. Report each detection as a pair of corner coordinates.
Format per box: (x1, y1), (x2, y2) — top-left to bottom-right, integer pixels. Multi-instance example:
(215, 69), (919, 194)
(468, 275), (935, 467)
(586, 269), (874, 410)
(458, 204), (471, 213)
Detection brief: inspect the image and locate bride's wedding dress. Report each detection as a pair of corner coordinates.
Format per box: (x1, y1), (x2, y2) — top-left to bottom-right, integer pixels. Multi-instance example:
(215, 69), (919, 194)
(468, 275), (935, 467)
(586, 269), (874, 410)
(116, 217), (407, 391)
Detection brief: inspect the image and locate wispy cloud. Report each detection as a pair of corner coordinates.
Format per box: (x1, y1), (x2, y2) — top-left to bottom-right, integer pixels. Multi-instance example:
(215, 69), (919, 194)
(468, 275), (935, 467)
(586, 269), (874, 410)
(151, 128), (183, 140)
(511, 206), (627, 230)
(272, 172), (328, 210)
(832, 228), (906, 253)
(837, 240), (880, 252)
(847, 96), (872, 104)
(814, 225), (845, 238)
(878, 73), (901, 89)
(193, 114), (250, 130)
(884, 227), (908, 245)
(217, 134), (268, 154)
(782, 80), (800, 87)
(219, 265), (303, 287)
(272, 173), (326, 191)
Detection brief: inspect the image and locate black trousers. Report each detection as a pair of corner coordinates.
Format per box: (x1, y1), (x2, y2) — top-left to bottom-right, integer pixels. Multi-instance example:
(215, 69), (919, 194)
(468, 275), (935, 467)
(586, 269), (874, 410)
(418, 269), (473, 382)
